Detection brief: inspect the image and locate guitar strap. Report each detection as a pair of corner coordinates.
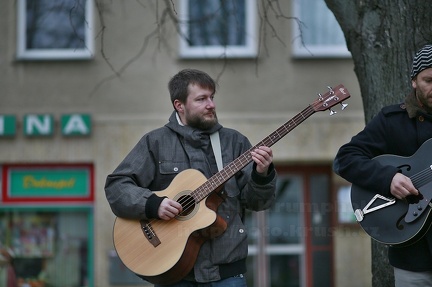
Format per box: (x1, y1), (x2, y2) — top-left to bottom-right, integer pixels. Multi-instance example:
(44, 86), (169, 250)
(210, 131), (246, 222)
(210, 131), (223, 171)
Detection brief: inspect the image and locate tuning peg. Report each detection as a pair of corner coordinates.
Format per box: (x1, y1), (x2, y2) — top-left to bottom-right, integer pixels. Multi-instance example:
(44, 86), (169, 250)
(340, 102), (348, 110)
(329, 109), (337, 116)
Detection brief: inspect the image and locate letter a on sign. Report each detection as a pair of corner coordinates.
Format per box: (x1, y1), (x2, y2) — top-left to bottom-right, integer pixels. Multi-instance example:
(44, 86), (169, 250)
(61, 114), (91, 136)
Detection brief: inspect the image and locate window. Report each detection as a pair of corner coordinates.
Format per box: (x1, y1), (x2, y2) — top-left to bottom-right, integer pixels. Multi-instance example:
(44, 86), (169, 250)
(246, 165), (334, 287)
(179, 0), (257, 59)
(0, 209), (93, 287)
(0, 163), (95, 286)
(292, 0), (350, 58)
(17, 0), (94, 60)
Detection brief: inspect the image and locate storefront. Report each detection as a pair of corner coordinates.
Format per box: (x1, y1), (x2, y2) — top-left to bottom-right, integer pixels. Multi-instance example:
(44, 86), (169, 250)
(0, 163), (94, 287)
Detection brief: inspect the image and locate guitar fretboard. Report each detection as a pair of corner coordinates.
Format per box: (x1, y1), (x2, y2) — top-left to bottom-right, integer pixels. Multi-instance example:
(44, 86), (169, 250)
(192, 105), (316, 202)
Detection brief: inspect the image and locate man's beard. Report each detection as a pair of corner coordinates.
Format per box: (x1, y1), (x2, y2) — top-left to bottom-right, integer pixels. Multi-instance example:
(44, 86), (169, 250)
(416, 89), (432, 113)
(186, 112), (218, 130)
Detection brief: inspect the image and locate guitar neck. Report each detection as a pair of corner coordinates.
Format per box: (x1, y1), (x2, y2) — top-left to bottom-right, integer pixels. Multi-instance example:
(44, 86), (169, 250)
(193, 105), (316, 202)
(191, 84), (350, 202)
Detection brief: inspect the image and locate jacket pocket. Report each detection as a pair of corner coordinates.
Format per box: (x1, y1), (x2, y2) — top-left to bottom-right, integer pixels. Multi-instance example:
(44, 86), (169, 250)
(158, 161), (189, 175)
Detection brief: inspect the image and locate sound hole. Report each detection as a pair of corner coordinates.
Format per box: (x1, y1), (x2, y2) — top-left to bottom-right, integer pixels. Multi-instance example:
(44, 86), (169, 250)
(178, 194), (196, 217)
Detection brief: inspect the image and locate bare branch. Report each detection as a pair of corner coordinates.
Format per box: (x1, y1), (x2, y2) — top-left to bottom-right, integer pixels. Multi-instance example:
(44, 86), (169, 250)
(90, 0), (306, 95)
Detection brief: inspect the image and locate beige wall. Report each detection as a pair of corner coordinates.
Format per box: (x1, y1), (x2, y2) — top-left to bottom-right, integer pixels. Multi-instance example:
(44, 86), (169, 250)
(0, 1), (372, 286)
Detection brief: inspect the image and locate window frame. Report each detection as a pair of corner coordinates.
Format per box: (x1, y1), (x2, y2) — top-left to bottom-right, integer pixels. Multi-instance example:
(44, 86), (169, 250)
(291, 0), (350, 59)
(178, 0), (258, 59)
(16, 0), (94, 60)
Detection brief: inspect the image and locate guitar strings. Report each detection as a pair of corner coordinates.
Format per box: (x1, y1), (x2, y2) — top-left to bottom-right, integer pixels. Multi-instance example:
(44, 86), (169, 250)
(409, 167), (432, 188)
(142, 165), (432, 230)
(163, 106), (316, 217)
(137, 94), (351, 240)
(146, 108), (314, 219)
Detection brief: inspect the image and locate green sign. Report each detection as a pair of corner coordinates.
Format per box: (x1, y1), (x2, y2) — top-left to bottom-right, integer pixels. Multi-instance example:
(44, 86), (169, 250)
(61, 114), (91, 136)
(10, 169), (90, 197)
(0, 115), (16, 136)
(0, 114), (92, 138)
(24, 114), (54, 136)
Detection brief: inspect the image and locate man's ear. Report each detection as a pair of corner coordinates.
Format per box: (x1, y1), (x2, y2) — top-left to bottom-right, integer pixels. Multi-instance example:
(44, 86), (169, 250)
(411, 79), (417, 89)
(173, 99), (184, 113)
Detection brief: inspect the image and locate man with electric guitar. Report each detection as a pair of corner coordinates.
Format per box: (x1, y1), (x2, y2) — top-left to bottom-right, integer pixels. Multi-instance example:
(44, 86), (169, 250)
(105, 69), (277, 286)
(333, 44), (432, 286)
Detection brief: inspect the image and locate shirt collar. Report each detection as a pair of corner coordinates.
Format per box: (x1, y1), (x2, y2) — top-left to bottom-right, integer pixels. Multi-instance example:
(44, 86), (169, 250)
(175, 112), (185, 126)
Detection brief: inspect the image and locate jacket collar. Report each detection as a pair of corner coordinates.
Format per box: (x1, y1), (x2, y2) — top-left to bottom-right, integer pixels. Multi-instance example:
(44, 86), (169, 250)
(405, 90), (432, 120)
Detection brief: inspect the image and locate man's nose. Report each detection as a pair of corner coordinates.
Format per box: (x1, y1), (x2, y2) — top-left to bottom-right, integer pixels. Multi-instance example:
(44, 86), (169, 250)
(206, 99), (215, 108)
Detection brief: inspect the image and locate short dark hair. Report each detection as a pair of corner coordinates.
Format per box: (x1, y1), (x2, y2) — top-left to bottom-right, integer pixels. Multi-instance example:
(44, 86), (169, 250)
(168, 69), (217, 105)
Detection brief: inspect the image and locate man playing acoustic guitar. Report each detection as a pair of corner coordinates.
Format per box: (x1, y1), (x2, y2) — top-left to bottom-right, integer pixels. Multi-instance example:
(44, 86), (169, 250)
(105, 69), (277, 286)
(333, 44), (432, 286)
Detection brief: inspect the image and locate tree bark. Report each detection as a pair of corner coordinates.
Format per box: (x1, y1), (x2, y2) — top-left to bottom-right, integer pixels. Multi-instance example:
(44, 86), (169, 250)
(324, 0), (432, 286)
(371, 242), (394, 287)
(325, 0), (432, 118)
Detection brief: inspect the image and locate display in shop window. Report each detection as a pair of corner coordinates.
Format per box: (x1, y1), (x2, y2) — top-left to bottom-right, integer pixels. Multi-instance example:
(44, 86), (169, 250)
(10, 214), (55, 258)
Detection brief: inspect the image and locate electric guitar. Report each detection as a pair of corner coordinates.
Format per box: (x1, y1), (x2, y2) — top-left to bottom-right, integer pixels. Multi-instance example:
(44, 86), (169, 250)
(113, 85), (350, 285)
(351, 138), (432, 247)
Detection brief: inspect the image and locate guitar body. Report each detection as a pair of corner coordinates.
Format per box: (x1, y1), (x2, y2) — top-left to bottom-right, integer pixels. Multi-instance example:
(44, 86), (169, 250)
(113, 169), (227, 285)
(351, 139), (432, 247)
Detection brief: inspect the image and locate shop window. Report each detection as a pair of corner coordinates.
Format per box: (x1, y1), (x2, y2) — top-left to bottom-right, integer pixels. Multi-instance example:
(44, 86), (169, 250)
(292, 0), (350, 58)
(16, 0), (94, 60)
(178, 0), (257, 58)
(0, 210), (92, 287)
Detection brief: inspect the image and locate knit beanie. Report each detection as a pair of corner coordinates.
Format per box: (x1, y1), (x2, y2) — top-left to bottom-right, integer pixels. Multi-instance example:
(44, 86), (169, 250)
(410, 44), (432, 79)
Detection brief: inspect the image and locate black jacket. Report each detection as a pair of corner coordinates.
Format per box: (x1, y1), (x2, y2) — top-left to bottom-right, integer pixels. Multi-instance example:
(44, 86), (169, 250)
(333, 92), (432, 271)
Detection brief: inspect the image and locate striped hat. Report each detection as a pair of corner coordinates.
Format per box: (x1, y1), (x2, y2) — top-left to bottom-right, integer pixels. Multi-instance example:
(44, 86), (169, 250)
(410, 44), (432, 79)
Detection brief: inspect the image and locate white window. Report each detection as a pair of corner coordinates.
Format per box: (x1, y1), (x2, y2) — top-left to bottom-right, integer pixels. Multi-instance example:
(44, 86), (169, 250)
(179, 0), (257, 59)
(17, 0), (94, 60)
(292, 0), (350, 58)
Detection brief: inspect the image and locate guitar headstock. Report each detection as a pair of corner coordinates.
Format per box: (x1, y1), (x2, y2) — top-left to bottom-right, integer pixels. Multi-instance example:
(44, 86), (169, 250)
(312, 84), (351, 115)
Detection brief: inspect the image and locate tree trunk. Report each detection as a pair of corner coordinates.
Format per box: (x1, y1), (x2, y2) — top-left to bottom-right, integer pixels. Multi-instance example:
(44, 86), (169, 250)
(324, 0), (432, 286)
(371, 242), (394, 287)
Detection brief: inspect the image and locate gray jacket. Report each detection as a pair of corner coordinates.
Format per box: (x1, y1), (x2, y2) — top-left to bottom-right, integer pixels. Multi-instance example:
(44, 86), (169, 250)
(105, 111), (277, 282)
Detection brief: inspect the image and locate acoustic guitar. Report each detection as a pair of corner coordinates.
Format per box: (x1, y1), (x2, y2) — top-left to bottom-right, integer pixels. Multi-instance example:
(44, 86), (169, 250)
(113, 84), (350, 285)
(351, 138), (432, 247)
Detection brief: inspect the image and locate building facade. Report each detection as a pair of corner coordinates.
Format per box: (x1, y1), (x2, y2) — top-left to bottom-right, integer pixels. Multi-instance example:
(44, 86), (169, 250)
(0, 1), (371, 286)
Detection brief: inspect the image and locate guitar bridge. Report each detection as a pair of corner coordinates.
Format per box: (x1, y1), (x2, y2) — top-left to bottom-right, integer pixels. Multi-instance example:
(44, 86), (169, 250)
(140, 220), (161, 247)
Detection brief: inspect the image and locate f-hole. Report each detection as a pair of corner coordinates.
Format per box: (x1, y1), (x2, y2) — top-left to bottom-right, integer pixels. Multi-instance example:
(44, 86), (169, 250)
(396, 214), (406, 230)
(397, 164), (411, 173)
